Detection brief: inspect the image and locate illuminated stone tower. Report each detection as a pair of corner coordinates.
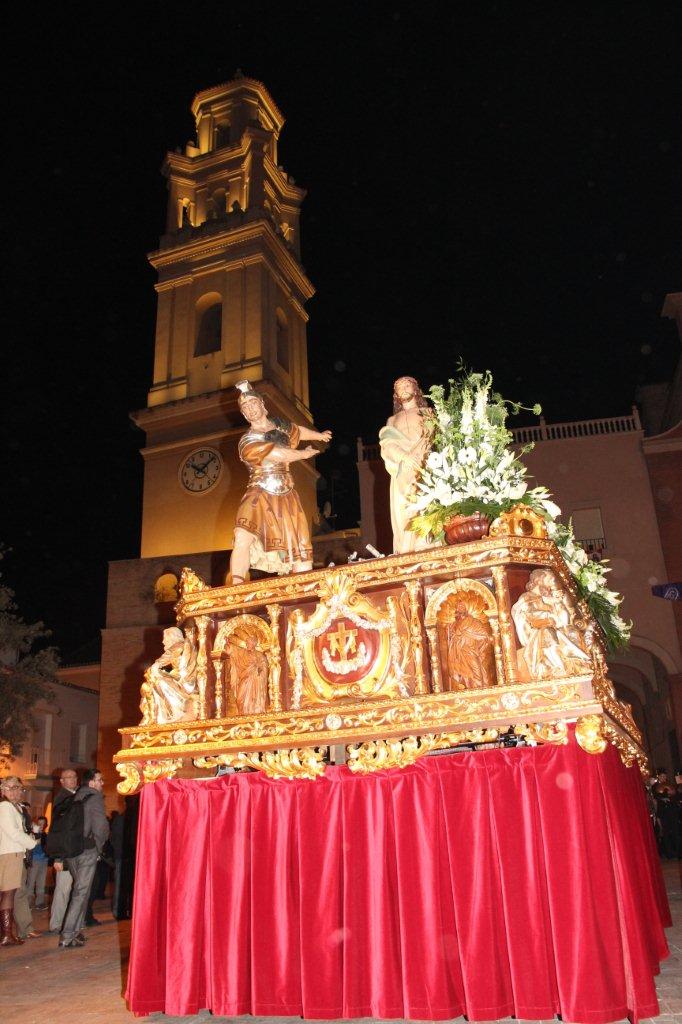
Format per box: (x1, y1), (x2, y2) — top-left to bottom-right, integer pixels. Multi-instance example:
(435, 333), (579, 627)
(99, 77), (318, 804)
(134, 73), (316, 557)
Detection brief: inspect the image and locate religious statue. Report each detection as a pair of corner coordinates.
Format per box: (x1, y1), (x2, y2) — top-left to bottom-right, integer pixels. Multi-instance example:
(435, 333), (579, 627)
(228, 381), (332, 583)
(379, 376), (433, 553)
(439, 593), (496, 690)
(139, 627), (198, 725)
(228, 634), (269, 715)
(511, 569), (590, 680)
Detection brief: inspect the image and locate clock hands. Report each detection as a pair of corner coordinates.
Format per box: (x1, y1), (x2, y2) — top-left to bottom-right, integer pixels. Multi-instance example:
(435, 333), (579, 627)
(188, 454), (217, 477)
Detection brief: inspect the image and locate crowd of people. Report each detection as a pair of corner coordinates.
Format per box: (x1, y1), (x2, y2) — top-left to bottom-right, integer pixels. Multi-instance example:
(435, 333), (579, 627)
(647, 767), (682, 859)
(0, 768), (137, 949)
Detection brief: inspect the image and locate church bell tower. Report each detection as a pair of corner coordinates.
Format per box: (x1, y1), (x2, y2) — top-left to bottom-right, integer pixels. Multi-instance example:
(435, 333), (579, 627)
(134, 74), (316, 557)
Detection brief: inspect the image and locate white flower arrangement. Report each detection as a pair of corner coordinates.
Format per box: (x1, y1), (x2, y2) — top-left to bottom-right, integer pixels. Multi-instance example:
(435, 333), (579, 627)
(410, 369), (631, 650)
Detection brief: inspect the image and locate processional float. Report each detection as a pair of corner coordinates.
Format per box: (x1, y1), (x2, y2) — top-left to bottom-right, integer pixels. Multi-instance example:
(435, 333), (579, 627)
(113, 503), (644, 793)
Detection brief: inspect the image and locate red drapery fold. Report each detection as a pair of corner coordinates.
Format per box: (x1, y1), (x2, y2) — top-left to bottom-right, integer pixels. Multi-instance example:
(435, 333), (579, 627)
(126, 733), (670, 1022)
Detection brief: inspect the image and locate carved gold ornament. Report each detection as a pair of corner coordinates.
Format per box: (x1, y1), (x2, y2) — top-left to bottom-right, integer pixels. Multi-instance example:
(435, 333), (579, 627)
(513, 721), (569, 745)
(575, 714), (608, 755)
(195, 746), (327, 780)
(286, 570), (405, 705)
(490, 505), (548, 540)
(347, 729), (501, 773)
(116, 763), (142, 795)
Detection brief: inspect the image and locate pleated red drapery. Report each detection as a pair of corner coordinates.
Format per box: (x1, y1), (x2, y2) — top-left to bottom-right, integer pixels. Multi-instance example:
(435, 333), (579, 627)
(126, 732), (670, 1022)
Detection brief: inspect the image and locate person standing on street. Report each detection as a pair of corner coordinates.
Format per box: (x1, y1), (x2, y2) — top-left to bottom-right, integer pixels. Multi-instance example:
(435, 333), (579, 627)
(48, 769), (78, 934)
(58, 769), (109, 949)
(13, 802), (41, 940)
(26, 817), (49, 909)
(0, 777), (37, 946)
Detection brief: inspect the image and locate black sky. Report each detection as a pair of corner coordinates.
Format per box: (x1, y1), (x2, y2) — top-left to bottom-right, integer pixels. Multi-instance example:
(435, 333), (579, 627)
(2, 3), (681, 656)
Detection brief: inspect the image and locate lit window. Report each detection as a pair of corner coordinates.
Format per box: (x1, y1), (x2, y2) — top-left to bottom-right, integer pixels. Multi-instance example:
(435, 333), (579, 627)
(571, 507), (606, 556)
(214, 124), (231, 149)
(69, 723), (87, 765)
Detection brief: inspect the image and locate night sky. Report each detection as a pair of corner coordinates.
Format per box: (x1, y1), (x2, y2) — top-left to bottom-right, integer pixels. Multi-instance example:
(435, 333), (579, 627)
(2, 4), (681, 657)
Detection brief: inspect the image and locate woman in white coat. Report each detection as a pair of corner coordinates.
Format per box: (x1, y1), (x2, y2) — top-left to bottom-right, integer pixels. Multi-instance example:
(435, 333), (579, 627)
(0, 776), (37, 946)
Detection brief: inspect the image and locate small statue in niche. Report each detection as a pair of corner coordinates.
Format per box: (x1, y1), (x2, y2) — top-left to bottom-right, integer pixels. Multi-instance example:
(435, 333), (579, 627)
(228, 633), (269, 715)
(139, 627), (198, 725)
(511, 569), (590, 680)
(439, 591), (496, 690)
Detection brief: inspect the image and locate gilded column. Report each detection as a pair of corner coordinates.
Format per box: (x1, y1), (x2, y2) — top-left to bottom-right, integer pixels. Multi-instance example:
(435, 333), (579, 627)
(266, 604), (283, 712)
(489, 616), (505, 686)
(404, 581), (428, 695)
(211, 654), (224, 718)
(492, 566), (517, 685)
(195, 616), (210, 719)
(425, 626), (442, 693)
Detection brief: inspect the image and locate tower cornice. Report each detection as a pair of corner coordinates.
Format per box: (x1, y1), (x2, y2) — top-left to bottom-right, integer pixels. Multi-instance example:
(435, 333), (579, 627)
(148, 219), (315, 302)
(190, 77), (285, 133)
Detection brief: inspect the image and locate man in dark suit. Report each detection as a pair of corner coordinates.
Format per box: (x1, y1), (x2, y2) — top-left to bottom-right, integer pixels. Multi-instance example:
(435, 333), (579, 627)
(58, 769), (110, 949)
(48, 768), (79, 933)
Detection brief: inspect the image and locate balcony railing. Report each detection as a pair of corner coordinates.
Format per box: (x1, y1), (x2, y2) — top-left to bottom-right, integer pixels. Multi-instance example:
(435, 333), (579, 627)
(512, 408), (641, 445)
(357, 408), (642, 461)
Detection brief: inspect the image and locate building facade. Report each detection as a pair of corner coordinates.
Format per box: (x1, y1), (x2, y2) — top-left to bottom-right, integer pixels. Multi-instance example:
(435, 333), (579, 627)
(7, 663), (100, 817)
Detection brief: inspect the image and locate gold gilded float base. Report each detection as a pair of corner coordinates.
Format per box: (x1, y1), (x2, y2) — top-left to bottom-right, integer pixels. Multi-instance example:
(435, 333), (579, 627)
(114, 540), (648, 792)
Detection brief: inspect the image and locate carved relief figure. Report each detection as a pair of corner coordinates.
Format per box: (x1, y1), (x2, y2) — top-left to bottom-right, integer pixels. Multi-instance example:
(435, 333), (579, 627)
(512, 569), (590, 680)
(229, 634), (269, 715)
(379, 376), (433, 554)
(438, 592), (496, 690)
(228, 381), (332, 583)
(140, 627), (198, 725)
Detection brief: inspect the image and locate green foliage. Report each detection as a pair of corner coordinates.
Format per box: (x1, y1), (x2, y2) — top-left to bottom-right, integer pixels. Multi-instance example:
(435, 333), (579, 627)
(0, 552), (59, 768)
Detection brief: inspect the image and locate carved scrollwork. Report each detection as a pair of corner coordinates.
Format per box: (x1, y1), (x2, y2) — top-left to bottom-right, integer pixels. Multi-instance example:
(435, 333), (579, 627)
(141, 758), (183, 784)
(195, 747), (327, 780)
(513, 720), (569, 745)
(116, 763), (142, 795)
(347, 729), (501, 773)
(179, 567), (209, 596)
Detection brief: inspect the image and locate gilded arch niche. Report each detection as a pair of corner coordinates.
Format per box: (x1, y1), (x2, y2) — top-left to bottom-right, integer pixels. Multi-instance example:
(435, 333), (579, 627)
(212, 615), (275, 718)
(424, 578), (501, 692)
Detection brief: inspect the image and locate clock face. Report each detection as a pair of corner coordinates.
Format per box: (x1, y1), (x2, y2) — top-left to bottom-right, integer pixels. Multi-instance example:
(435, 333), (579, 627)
(179, 448), (223, 493)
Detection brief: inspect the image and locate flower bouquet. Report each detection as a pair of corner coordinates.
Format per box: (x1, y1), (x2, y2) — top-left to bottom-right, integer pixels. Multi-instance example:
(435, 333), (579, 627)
(410, 368), (631, 650)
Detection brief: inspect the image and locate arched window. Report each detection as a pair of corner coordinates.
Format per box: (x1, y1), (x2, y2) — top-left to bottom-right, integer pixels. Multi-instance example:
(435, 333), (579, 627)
(214, 124), (231, 149)
(276, 308), (290, 373)
(195, 295), (222, 356)
(154, 573), (179, 604)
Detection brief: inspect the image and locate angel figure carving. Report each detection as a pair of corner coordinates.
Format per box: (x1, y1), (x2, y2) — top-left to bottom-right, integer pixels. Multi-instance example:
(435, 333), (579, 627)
(139, 626), (198, 725)
(512, 569), (590, 680)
